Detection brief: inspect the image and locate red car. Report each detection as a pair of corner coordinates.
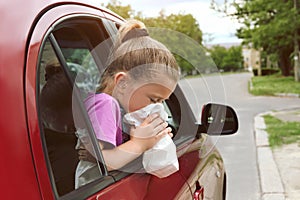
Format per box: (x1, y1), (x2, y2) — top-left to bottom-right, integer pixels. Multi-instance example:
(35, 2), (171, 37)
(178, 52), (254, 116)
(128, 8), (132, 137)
(0, 0), (238, 199)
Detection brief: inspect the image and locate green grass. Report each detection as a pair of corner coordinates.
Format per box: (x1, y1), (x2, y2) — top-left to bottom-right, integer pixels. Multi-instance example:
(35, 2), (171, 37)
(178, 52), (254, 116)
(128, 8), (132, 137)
(250, 74), (300, 96)
(263, 115), (300, 148)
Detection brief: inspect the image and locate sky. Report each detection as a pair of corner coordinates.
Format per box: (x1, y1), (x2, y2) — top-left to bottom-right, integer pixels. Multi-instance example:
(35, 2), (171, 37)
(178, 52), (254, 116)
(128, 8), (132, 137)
(102, 0), (243, 45)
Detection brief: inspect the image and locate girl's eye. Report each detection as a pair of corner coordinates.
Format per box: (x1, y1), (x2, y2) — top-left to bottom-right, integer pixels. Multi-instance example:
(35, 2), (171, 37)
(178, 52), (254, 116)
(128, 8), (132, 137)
(150, 98), (164, 103)
(150, 98), (157, 103)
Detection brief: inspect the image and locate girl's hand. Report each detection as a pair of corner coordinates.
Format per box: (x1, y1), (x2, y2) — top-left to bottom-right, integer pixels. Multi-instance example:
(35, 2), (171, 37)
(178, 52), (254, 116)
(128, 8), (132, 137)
(130, 113), (168, 139)
(131, 126), (172, 151)
(129, 114), (173, 151)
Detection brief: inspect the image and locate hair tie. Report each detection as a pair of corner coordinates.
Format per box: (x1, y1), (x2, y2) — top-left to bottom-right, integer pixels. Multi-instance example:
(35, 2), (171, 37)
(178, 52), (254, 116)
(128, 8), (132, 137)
(122, 28), (149, 43)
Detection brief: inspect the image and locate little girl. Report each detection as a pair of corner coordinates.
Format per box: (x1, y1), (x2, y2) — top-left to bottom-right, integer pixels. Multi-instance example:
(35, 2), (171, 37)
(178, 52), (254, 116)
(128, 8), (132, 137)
(76, 19), (180, 188)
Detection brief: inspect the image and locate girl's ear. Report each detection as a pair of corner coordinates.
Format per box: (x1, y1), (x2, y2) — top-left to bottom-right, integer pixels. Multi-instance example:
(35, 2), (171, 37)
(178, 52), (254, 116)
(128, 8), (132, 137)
(114, 72), (128, 88)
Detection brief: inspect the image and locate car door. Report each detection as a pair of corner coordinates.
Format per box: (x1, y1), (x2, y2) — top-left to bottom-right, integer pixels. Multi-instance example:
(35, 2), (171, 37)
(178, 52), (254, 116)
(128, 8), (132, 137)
(26, 3), (224, 200)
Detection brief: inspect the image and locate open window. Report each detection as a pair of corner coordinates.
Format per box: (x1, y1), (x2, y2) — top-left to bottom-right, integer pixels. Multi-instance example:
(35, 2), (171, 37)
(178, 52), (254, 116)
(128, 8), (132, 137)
(37, 16), (116, 197)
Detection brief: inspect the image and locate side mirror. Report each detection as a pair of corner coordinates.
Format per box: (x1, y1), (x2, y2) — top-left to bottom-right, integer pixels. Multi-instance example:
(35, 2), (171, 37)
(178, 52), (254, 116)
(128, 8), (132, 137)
(197, 103), (239, 136)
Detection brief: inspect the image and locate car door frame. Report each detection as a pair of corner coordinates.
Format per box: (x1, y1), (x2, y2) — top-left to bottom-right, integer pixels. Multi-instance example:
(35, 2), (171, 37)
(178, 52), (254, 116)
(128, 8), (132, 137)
(25, 4), (123, 199)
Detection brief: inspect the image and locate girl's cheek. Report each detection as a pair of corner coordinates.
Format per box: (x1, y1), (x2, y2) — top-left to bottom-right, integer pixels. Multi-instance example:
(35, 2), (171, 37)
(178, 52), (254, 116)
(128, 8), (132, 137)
(129, 98), (149, 112)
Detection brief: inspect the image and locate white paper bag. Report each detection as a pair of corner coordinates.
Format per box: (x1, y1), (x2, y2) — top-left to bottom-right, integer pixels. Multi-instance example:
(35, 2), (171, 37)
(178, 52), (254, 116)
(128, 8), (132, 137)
(75, 128), (100, 188)
(142, 135), (179, 178)
(123, 103), (179, 178)
(123, 103), (168, 126)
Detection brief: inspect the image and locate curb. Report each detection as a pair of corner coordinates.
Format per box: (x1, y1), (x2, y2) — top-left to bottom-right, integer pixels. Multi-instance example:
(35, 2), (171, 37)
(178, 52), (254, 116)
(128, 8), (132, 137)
(274, 93), (300, 98)
(254, 112), (286, 200)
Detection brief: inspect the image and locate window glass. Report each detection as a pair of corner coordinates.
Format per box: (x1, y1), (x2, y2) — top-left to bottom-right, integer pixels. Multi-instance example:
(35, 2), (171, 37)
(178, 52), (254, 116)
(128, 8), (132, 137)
(52, 18), (112, 98)
(38, 39), (88, 196)
(37, 18), (112, 196)
(40, 17), (117, 193)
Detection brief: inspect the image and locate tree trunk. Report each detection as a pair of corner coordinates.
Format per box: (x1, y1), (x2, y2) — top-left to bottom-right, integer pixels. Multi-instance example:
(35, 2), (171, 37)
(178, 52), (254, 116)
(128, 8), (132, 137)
(278, 50), (292, 76)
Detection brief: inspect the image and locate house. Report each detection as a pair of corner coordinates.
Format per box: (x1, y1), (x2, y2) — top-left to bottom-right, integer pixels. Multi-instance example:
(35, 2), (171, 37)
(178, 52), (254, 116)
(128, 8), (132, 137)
(242, 45), (261, 72)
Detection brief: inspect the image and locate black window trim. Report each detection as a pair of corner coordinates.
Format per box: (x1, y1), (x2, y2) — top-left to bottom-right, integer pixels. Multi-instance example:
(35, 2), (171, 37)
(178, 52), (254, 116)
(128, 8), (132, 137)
(36, 37), (60, 198)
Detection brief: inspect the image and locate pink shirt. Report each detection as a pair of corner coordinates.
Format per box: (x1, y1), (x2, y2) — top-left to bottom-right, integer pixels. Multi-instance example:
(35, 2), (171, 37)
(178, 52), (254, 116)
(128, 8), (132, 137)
(84, 93), (123, 147)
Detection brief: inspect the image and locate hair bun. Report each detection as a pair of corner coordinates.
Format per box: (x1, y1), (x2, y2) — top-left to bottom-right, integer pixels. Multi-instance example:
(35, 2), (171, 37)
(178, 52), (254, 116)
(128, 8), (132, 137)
(118, 19), (148, 43)
(122, 28), (149, 43)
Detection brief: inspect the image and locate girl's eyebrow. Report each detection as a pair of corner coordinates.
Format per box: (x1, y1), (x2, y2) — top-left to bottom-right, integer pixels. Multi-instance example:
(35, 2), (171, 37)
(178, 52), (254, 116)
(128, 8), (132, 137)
(150, 93), (164, 98)
(150, 94), (169, 101)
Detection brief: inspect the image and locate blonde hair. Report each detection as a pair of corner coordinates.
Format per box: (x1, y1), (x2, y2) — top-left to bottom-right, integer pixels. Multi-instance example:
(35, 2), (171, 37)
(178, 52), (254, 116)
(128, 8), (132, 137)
(98, 19), (179, 93)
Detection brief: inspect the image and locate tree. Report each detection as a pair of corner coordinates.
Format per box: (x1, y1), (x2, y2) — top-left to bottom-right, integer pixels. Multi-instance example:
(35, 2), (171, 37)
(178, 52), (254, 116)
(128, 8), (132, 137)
(140, 12), (202, 44)
(104, 1), (206, 75)
(209, 45), (243, 72)
(209, 45), (227, 69)
(222, 46), (243, 71)
(140, 12), (205, 74)
(105, 0), (134, 19)
(229, 0), (299, 76)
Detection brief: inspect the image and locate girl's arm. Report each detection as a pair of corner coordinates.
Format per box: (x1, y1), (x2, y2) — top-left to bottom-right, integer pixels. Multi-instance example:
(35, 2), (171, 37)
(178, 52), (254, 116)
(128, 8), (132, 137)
(78, 114), (172, 171)
(101, 127), (171, 171)
(101, 114), (171, 171)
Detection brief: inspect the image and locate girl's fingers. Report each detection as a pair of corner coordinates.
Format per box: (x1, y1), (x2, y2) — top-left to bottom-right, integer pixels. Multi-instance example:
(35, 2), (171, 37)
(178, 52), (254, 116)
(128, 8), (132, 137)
(141, 113), (159, 126)
(153, 122), (169, 135)
(149, 117), (165, 129)
(155, 128), (169, 139)
(166, 127), (172, 133)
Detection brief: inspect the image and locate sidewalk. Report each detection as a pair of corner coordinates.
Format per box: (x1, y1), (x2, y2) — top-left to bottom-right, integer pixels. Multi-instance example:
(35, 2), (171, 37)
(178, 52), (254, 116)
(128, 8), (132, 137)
(254, 108), (300, 200)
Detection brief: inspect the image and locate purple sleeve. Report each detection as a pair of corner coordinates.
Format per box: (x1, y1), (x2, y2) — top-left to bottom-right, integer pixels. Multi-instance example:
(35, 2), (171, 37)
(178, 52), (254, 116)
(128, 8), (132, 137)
(84, 93), (122, 147)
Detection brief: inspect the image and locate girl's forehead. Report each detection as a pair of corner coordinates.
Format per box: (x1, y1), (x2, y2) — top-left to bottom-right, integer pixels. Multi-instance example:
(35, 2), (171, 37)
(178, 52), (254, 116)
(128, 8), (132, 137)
(131, 82), (175, 99)
(126, 63), (179, 81)
(130, 69), (177, 84)
(132, 78), (177, 92)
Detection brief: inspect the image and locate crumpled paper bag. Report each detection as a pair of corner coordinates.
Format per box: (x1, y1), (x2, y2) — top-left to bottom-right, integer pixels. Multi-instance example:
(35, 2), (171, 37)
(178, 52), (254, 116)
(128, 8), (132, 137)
(123, 103), (179, 178)
(74, 128), (100, 189)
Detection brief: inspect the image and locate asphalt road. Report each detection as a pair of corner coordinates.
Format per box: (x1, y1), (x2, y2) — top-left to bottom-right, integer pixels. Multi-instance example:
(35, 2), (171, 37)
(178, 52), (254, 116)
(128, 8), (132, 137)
(180, 72), (300, 200)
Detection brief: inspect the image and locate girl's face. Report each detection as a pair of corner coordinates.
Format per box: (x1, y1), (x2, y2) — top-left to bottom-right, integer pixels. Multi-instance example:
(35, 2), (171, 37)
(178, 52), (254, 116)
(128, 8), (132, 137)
(112, 72), (177, 113)
(126, 83), (174, 112)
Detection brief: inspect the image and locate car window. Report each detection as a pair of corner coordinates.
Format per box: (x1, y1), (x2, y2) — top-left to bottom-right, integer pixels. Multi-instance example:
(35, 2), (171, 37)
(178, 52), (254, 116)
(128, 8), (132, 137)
(38, 38), (104, 196)
(37, 17), (115, 197)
